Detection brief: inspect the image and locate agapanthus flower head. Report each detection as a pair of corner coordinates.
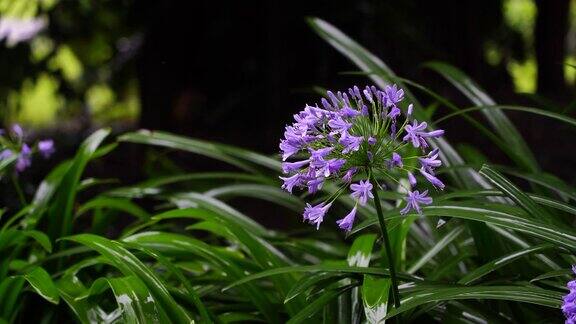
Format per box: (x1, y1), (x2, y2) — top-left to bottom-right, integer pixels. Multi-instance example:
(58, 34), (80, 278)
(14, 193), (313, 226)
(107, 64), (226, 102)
(279, 84), (445, 232)
(0, 125), (55, 173)
(563, 266), (576, 324)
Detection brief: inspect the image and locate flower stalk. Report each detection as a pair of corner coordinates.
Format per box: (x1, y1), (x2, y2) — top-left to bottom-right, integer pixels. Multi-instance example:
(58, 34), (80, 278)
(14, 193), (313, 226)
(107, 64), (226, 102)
(370, 173), (402, 315)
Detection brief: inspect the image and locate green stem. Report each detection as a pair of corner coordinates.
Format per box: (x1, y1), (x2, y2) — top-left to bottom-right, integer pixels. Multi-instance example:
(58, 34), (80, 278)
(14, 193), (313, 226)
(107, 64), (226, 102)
(369, 173), (402, 316)
(11, 173), (26, 207)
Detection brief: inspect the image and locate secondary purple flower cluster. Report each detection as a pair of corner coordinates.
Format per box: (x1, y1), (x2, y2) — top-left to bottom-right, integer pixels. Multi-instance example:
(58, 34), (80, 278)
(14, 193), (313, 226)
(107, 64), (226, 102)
(563, 266), (576, 324)
(279, 84), (444, 232)
(0, 124), (55, 173)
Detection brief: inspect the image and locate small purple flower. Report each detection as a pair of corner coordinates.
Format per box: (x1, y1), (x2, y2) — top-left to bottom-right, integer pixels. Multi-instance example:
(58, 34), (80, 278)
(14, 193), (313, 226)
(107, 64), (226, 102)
(407, 171), (417, 186)
(321, 98), (332, 110)
(368, 136), (377, 145)
(563, 266), (576, 323)
(321, 158), (346, 177)
(403, 120), (444, 148)
(11, 124), (23, 140)
(419, 167), (445, 190)
(280, 139), (301, 161)
(342, 168), (357, 183)
(390, 152), (403, 168)
(419, 148), (441, 172)
(387, 106), (401, 120)
(307, 177), (325, 194)
(336, 207), (357, 232)
(282, 160), (309, 174)
(351, 180), (374, 205)
(0, 149), (13, 160)
(339, 133), (363, 154)
(303, 202), (332, 229)
(384, 84), (404, 107)
(340, 106), (361, 118)
(15, 144), (32, 172)
(38, 139), (55, 159)
(327, 91), (340, 108)
(348, 86), (361, 101)
(363, 88), (373, 103)
(309, 147), (333, 159)
(400, 190), (433, 215)
(280, 173), (303, 193)
(407, 104), (414, 116)
(328, 117), (352, 134)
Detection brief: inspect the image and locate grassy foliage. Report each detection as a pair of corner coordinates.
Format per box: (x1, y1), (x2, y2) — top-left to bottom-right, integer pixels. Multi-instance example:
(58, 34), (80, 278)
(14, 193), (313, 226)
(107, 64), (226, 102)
(0, 17), (574, 323)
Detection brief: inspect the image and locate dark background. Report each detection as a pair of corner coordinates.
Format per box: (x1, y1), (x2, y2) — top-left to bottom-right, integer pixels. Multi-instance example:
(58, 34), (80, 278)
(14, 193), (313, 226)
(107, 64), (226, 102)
(1, 0), (575, 186)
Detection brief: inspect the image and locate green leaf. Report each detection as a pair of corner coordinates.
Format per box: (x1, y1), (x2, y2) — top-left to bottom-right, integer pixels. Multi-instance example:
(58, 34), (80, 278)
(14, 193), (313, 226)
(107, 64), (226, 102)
(167, 197), (268, 237)
(21, 160), (72, 229)
(0, 154), (17, 174)
(224, 264), (420, 291)
(123, 231), (280, 323)
(346, 234), (377, 324)
(21, 230), (52, 252)
(424, 62), (539, 172)
(385, 286), (562, 319)
(438, 189), (576, 216)
(359, 202), (576, 250)
(499, 168), (576, 201)
(77, 197), (151, 220)
(0, 276), (25, 319)
(284, 272), (348, 304)
(362, 276), (391, 324)
(458, 244), (554, 285)
(480, 165), (554, 223)
(22, 267), (60, 304)
(530, 269), (573, 283)
(119, 130), (280, 173)
(408, 226), (464, 274)
(48, 129), (111, 240)
(57, 274), (115, 324)
(107, 276), (168, 323)
(204, 184), (304, 212)
(123, 242), (213, 323)
(107, 172), (273, 199)
(347, 234), (377, 267)
(287, 285), (356, 324)
(436, 105), (576, 130)
(64, 234), (193, 323)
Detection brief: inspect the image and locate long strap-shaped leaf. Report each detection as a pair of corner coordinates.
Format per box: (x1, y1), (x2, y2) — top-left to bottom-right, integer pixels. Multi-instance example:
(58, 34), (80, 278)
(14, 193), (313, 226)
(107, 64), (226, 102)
(64, 234), (193, 323)
(480, 165), (556, 224)
(48, 129), (111, 240)
(224, 264), (421, 291)
(458, 244), (554, 285)
(357, 202), (576, 250)
(119, 130), (281, 173)
(385, 286), (562, 319)
(424, 62), (539, 172)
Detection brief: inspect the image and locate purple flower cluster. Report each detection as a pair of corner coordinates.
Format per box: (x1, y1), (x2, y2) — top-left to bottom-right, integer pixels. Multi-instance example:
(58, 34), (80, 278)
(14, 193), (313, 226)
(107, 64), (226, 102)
(0, 124), (55, 173)
(279, 84), (445, 232)
(564, 266), (576, 324)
